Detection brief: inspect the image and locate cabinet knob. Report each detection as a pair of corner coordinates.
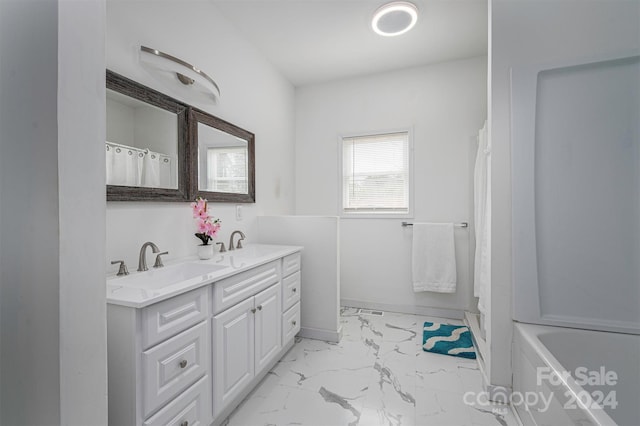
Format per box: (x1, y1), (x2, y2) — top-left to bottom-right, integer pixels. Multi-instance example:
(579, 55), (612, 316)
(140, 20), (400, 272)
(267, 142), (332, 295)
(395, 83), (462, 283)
(251, 308), (256, 314)
(257, 305), (262, 311)
(180, 421), (188, 426)
(292, 288), (297, 293)
(179, 360), (188, 369)
(292, 320), (297, 326)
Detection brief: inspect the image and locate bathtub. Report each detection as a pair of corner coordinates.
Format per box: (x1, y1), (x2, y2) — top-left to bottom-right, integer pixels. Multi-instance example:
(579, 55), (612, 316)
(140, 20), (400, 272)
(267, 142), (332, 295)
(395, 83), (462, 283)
(512, 323), (640, 426)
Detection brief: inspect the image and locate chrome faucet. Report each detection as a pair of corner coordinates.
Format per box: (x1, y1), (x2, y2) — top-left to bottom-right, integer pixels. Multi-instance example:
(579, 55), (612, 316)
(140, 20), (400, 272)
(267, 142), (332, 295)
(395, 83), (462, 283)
(228, 230), (246, 251)
(138, 241), (160, 272)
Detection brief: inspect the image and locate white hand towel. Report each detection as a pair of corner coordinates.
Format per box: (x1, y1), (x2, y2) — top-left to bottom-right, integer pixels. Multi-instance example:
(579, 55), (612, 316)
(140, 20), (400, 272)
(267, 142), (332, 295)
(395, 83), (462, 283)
(412, 223), (457, 293)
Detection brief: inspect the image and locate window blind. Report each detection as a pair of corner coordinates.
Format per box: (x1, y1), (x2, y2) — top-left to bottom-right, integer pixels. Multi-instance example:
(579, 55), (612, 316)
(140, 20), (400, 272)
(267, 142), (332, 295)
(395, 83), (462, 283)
(342, 131), (409, 213)
(207, 147), (248, 193)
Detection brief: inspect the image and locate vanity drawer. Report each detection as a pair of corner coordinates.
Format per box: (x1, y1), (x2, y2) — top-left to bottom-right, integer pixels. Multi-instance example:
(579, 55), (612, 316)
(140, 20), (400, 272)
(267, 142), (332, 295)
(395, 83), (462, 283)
(212, 261), (280, 315)
(282, 271), (301, 312)
(143, 375), (210, 426)
(282, 252), (301, 277)
(143, 287), (209, 349)
(282, 302), (301, 345)
(142, 321), (209, 418)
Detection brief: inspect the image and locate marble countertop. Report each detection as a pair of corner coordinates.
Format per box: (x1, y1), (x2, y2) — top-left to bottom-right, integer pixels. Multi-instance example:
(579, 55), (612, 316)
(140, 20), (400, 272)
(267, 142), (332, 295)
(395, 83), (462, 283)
(106, 243), (303, 308)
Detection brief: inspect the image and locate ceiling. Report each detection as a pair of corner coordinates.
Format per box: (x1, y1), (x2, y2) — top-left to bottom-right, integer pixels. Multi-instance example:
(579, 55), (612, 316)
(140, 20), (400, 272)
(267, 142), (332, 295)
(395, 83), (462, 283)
(212, 0), (488, 87)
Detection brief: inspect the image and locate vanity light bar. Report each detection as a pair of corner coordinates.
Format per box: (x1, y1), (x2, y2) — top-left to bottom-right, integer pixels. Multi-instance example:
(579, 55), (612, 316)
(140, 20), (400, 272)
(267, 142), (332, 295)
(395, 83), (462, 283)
(140, 45), (221, 98)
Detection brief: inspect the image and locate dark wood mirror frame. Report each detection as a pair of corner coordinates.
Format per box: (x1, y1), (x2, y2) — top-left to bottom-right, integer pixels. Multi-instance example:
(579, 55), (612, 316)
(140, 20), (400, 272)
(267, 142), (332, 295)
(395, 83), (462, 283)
(106, 70), (189, 202)
(188, 108), (256, 203)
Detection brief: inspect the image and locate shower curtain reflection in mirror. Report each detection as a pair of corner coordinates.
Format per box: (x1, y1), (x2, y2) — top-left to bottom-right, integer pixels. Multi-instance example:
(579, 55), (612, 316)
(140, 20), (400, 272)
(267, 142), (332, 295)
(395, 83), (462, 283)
(106, 88), (179, 190)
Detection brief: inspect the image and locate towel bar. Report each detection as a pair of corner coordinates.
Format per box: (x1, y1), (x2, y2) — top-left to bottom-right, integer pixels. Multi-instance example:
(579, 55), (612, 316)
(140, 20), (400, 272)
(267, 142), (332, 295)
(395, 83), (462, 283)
(401, 221), (468, 228)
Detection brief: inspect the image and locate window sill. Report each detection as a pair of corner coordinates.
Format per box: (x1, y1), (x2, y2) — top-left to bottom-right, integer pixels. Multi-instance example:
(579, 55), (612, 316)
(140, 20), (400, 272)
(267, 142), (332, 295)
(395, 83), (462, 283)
(340, 212), (413, 220)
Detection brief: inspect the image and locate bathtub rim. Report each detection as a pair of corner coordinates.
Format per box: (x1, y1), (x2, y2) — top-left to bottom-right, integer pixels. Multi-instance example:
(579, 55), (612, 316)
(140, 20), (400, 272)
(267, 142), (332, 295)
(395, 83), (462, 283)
(513, 321), (619, 426)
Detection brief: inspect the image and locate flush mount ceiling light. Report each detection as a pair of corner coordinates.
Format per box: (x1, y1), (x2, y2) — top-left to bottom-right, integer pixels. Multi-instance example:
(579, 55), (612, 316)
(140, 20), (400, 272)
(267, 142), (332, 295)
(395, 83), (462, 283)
(139, 46), (220, 100)
(371, 1), (418, 37)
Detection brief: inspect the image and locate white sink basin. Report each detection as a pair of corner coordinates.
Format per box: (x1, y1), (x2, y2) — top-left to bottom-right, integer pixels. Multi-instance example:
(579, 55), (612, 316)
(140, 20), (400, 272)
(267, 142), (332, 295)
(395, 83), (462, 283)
(107, 244), (304, 308)
(227, 244), (284, 259)
(112, 262), (228, 290)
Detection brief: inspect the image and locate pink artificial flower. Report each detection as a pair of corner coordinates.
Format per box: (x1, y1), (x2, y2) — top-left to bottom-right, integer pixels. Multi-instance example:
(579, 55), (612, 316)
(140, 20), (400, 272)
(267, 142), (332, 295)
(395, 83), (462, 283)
(191, 198), (208, 218)
(197, 219), (209, 234)
(203, 222), (214, 237)
(191, 198), (221, 244)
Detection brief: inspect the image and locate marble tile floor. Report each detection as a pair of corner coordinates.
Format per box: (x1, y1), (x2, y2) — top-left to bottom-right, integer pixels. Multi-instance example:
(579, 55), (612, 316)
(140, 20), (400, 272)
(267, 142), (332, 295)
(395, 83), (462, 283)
(225, 307), (518, 426)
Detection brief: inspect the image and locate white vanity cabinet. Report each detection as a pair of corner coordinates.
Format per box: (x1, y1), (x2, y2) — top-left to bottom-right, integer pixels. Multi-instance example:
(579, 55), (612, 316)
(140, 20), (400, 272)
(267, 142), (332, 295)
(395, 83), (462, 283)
(212, 282), (281, 417)
(107, 245), (302, 426)
(281, 253), (301, 345)
(107, 286), (212, 426)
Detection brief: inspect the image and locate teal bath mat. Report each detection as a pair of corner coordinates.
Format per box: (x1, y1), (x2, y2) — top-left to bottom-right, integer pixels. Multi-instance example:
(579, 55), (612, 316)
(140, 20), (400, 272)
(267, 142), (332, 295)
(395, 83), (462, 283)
(422, 322), (476, 359)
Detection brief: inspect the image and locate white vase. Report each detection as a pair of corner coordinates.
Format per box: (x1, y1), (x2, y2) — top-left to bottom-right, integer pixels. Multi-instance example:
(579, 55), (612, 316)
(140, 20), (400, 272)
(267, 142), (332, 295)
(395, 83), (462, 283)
(197, 244), (214, 260)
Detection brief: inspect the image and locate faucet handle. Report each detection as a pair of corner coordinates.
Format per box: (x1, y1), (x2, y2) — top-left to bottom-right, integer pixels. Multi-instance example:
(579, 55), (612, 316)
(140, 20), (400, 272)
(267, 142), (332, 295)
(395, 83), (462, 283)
(216, 242), (227, 253)
(153, 251), (169, 268)
(111, 260), (129, 276)
(236, 239), (244, 249)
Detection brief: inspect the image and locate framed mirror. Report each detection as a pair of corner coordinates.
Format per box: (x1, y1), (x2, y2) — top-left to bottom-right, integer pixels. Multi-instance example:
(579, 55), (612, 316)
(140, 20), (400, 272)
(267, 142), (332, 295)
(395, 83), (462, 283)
(189, 108), (255, 203)
(106, 70), (189, 201)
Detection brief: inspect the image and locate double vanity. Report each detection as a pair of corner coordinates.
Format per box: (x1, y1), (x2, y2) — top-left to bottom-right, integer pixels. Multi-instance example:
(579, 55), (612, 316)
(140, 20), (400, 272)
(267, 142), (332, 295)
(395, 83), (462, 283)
(106, 244), (302, 426)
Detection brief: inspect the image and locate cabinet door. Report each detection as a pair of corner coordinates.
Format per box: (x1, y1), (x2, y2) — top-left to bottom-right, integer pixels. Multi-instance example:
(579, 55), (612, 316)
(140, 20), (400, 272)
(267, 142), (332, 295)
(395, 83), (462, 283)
(212, 297), (255, 418)
(254, 283), (282, 373)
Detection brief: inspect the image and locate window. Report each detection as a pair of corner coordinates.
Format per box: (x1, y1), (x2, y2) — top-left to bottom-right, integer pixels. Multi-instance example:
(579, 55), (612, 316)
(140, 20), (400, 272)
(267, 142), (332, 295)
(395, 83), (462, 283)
(206, 147), (248, 193)
(341, 131), (411, 215)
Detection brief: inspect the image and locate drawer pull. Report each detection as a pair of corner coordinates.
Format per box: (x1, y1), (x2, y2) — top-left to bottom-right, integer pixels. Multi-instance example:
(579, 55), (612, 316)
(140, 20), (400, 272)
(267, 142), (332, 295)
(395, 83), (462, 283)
(179, 359), (188, 369)
(292, 320), (297, 326)
(251, 308), (256, 314)
(257, 305), (262, 311)
(292, 288), (297, 293)
(180, 421), (188, 426)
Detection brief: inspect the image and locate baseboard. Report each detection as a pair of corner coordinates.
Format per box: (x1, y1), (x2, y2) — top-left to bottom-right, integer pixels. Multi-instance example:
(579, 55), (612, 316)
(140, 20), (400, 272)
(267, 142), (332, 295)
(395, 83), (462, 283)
(511, 404), (528, 426)
(474, 344), (490, 393)
(341, 298), (465, 320)
(298, 326), (341, 343)
(485, 383), (512, 404)
(464, 311), (488, 362)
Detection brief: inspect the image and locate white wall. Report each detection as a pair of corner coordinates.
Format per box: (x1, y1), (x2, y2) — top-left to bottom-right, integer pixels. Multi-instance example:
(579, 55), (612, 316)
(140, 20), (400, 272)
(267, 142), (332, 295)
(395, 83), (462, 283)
(58, 0), (108, 423)
(257, 216), (341, 342)
(106, 98), (177, 158)
(106, 1), (296, 271)
(0, 1), (61, 422)
(0, 0), (107, 423)
(489, 0), (640, 387)
(106, 98), (135, 145)
(135, 105), (177, 157)
(295, 57), (487, 316)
